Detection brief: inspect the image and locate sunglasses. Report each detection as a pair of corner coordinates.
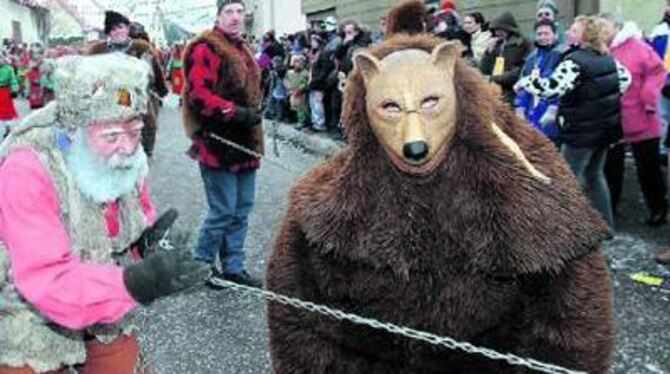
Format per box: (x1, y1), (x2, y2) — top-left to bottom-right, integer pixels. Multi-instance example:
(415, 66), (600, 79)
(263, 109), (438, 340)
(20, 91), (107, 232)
(537, 11), (553, 17)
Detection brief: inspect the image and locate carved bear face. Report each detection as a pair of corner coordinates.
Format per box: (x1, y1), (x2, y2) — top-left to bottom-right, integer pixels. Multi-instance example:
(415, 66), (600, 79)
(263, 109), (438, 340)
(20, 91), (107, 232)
(354, 42), (458, 175)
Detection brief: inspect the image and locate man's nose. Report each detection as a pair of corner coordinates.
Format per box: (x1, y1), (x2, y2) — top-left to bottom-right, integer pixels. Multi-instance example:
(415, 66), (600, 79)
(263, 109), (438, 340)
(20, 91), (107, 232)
(117, 136), (138, 155)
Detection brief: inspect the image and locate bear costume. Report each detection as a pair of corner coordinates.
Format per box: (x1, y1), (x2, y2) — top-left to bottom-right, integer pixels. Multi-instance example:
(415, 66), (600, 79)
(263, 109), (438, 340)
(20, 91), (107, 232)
(266, 1), (614, 373)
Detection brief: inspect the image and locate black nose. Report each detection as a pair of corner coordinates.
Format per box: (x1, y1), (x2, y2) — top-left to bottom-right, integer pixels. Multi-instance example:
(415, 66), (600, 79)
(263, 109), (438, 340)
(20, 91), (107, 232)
(403, 141), (429, 161)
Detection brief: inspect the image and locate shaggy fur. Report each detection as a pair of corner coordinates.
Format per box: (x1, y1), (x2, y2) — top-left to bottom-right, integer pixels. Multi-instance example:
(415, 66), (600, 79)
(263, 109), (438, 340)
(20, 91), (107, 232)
(180, 30), (263, 155)
(385, 0), (430, 36)
(266, 33), (614, 373)
(87, 40), (167, 133)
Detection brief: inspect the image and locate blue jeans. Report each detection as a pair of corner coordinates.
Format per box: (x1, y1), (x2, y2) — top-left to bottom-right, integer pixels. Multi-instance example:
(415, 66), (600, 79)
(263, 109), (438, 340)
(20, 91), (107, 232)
(309, 90), (325, 130)
(562, 144), (614, 229)
(194, 165), (256, 274)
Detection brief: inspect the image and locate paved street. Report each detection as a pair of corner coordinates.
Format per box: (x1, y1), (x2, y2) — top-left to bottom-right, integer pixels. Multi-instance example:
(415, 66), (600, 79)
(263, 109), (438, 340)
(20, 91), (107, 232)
(14, 99), (670, 373)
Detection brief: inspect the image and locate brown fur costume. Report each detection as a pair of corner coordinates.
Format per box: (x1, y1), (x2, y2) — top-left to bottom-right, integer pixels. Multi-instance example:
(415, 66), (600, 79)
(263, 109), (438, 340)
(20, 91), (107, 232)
(266, 3), (614, 373)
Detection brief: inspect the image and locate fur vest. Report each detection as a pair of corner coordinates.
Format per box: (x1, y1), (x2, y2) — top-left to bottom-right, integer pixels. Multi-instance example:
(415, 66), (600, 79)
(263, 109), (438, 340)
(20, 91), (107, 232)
(0, 105), (149, 372)
(181, 29), (264, 166)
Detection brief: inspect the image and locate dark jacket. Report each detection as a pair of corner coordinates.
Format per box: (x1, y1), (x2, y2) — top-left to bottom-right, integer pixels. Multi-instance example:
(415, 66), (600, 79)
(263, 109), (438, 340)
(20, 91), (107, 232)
(337, 33), (372, 76)
(309, 48), (334, 91)
(480, 12), (531, 103)
(559, 48), (622, 148)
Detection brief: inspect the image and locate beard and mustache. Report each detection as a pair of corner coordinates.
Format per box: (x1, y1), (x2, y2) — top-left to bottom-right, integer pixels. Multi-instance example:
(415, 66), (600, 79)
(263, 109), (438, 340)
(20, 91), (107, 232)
(65, 128), (148, 204)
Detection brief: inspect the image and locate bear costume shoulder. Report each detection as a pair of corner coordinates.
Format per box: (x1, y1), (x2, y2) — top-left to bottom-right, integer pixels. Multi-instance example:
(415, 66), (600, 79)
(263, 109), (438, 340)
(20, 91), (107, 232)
(267, 9), (614, 373)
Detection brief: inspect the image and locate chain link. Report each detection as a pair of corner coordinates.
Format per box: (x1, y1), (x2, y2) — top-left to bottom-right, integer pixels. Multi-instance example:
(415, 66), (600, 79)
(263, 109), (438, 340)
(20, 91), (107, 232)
(208, 132), (304, 175)
(209, 279), (586, 374)
(206, 132), (587, 374)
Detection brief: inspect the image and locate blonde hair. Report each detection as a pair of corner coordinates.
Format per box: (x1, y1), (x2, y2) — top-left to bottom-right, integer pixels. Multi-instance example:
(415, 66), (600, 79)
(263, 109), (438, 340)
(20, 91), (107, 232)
(574, 15), (608, 54)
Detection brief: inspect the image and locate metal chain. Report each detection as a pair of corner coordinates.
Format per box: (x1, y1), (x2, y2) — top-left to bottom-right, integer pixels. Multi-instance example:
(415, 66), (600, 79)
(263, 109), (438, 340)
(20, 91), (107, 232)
(208, 132), (304, 175)
(209, 279), (586, 374)
(205, 133), (586, 374)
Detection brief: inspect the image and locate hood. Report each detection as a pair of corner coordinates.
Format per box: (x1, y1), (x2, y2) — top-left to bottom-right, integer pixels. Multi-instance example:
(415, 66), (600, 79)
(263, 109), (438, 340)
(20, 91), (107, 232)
(611, 22), (643, 49)
(489, 12), (520, 36)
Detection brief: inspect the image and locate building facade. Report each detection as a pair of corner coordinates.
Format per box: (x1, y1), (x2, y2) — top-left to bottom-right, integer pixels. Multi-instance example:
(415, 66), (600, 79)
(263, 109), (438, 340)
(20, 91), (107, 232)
(301, 0), (662, 36)
(0, 0), (49, 44)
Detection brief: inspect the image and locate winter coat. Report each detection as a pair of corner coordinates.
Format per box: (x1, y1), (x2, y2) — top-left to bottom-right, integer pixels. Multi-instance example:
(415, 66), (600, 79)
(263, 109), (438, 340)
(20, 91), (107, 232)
(648, 20), (670, 70)
(337, 33), (372, 76)
(611, 22), (667, 144)
(480, 12), (531, 103)
(469, 29), (491, 65)
(515, 43), (562, 139)
(308, 48), (334, 91)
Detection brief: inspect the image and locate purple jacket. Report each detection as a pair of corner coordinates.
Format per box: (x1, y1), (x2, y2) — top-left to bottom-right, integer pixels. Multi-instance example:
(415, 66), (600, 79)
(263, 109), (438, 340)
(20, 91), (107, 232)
(611, 23), (667, 143)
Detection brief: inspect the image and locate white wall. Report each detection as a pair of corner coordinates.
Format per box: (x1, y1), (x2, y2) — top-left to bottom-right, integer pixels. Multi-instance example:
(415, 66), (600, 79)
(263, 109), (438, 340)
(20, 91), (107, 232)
(0, 0), (42, 43)
(257, 0), (307, 37)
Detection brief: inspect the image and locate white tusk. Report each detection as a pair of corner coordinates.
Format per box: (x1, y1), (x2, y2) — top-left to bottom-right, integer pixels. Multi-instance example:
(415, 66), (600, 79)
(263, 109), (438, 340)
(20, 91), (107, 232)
(491, 122), (551, 184)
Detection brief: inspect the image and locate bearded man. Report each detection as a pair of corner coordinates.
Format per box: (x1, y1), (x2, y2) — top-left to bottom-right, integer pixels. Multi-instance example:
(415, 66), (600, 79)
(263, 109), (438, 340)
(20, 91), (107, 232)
(0, 54), (209, 374)
(87, 10), (168, 159)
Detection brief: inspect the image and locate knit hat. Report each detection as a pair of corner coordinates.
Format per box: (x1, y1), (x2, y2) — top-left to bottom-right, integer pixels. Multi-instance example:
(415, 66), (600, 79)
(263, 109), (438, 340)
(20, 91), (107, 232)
(324, 16), (338, 32)
(441, 0), (456, 12)
(104, 10), (130, 35)
(53, 53), (150, 130)
(537, 0), (559, 15)
(217, 0), (245, 13)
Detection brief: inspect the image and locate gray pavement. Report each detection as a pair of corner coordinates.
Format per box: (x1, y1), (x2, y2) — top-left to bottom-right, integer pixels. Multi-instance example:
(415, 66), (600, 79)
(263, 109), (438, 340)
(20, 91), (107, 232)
(15, 99), (669, 373)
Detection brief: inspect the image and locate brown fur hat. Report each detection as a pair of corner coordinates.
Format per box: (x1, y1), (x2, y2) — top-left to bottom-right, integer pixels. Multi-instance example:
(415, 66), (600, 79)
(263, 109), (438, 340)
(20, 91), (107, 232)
(384, 0), (431, 36)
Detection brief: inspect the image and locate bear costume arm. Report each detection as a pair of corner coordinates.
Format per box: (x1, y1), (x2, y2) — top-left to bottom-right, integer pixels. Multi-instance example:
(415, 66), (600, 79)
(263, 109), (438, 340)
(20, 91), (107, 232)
(267, 214), (340, 373)
(518, 250), (614, 374)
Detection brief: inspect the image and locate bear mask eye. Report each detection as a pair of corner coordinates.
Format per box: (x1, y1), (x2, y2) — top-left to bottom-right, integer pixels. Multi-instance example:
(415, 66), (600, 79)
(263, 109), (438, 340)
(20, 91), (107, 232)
(381, 100), (402, 113)
(421, 96), (440, 110)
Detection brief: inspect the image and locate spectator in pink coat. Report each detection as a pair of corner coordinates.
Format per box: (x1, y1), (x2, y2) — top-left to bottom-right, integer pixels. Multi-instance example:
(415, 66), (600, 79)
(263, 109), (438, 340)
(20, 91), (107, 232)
(601, 15), (669, 226)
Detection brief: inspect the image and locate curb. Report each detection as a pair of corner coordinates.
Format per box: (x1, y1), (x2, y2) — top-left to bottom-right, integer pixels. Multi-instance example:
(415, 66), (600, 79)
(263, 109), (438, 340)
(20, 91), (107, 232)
(266, 121), (344, 158)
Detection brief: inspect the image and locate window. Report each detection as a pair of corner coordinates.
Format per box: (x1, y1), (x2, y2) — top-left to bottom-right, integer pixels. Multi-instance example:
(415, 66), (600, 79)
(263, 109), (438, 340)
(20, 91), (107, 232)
(12, 20), (22, 43)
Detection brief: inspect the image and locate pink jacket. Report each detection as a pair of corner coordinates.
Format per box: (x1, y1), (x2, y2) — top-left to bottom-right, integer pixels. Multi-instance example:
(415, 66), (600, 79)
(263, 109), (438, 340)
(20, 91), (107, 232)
(611, 22), (667, 143)
(0, 149), (156, 330)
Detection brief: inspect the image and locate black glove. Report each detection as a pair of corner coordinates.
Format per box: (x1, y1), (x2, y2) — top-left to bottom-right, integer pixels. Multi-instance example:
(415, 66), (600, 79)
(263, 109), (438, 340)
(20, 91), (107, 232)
(123, 249), (211, 305)
(231, 106), (262, 128)
(10, 91), (17, 99)
(135, 208), (179, 258)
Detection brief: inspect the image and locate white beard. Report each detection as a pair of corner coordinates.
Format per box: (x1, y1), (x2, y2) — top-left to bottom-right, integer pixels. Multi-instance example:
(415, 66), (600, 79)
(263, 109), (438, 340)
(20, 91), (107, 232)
(65, 130), (148, 204)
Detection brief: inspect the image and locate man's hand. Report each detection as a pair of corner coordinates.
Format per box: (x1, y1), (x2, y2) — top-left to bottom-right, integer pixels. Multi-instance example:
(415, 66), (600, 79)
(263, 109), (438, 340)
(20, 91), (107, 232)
(486, 37), (500, 53)
(123, 248), (211, 305)
(135, 208), (179, 258)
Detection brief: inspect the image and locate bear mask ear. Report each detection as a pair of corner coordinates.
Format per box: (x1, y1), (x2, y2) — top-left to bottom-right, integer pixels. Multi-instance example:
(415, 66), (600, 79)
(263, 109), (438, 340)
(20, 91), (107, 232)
(353, 50), (381, 84)
(431, 41), (459, 77)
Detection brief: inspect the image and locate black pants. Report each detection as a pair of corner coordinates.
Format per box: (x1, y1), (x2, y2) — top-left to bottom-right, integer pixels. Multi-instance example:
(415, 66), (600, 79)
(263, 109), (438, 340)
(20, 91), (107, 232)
(604, 138), (667, 216)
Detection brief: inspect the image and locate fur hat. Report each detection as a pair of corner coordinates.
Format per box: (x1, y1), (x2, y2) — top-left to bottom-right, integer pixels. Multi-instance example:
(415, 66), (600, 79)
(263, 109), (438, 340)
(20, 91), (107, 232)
(53, 53), (150, 130)
(217, 0), (245, 13)
(385, 0), (430, 36)
(104, 10), (130, 35)
(537, 0), (559, 15)
(324, 16), (338, 32)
